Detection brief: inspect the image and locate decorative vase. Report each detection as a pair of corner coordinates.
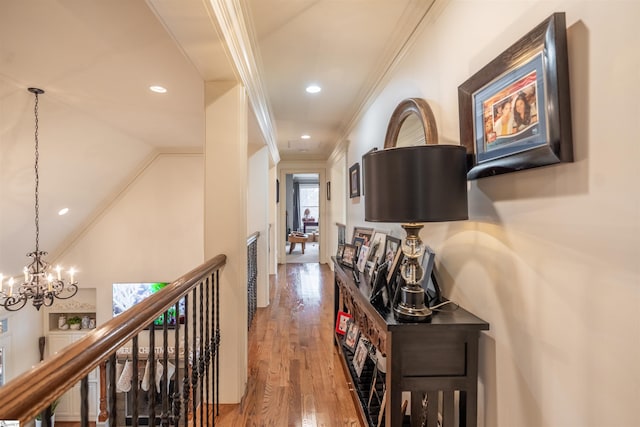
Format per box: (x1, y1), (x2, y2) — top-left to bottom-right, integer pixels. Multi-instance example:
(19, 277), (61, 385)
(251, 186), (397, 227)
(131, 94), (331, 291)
(81, 315), (90, 329)
(58, 315), (67, 329)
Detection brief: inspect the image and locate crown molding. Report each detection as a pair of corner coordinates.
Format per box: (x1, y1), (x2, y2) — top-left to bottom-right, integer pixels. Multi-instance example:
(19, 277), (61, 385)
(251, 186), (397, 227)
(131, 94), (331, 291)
(207, 0), (280, 164)
(329, 0), (440, 162)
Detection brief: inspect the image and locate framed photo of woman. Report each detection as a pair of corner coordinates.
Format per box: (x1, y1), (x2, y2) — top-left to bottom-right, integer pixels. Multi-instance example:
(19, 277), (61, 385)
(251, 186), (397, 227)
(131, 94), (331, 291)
(458, 13), (573, 180)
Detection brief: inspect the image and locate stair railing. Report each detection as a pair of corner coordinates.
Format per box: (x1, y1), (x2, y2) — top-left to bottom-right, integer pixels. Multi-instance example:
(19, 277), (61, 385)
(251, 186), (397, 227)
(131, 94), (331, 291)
(0, 254), (226, 426)
(247, 231), (260, 330)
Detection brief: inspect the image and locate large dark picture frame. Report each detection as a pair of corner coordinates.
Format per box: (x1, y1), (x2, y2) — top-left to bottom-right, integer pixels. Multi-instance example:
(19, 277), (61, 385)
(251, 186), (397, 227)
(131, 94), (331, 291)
(458, 12), (573, 180)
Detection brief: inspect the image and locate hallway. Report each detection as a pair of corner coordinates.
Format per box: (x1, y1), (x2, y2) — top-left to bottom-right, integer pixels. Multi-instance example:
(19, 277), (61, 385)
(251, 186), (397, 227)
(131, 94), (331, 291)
(215, 263), (359, 426)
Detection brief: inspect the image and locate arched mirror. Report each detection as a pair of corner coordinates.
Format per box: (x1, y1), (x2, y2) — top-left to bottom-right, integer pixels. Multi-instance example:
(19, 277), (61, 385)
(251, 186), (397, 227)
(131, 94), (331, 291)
(383, 98), (438, 148)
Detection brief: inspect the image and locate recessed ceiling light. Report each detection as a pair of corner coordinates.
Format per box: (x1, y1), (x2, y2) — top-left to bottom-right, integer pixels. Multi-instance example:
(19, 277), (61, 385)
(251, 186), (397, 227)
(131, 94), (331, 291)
(301, 134), (311, 139)
(58, 208), (69, 216)
(149, 85), (167, 94)
(305, 85), (321, 94)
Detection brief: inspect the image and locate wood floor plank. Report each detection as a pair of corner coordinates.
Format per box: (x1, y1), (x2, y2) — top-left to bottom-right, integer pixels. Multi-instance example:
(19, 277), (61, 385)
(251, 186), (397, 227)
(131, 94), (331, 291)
(213, 263), (359, 426)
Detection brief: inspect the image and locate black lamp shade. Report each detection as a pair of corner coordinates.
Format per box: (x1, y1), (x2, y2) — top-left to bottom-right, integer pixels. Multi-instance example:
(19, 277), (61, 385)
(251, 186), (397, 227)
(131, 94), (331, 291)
(363, 145), (468, 223)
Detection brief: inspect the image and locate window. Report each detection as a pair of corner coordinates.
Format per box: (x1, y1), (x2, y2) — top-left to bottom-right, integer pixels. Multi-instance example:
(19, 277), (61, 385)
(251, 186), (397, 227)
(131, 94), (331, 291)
(299, 183), (319, 222)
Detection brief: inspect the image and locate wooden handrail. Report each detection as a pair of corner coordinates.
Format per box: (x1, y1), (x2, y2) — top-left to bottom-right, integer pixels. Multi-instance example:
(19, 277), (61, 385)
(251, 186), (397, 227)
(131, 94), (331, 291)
(0, 254), (226, 423)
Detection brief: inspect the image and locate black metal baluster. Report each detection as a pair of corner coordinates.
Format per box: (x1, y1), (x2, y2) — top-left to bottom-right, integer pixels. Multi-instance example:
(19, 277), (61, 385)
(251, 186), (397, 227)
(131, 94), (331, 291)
(182, 293), (190, 426)
(215, 269), (220, 417)
(173, 301), (181, 426)
(108, 354), (117, 427)
(149, 322), (156, 426)
(247, 240), (257, 329)
(199, 282), (205, 426)
(162, 309), (169, 426)
(191, 287), (198, 424)
(80, 375), (89, 427)
(133, 337), (139, 427)
(205, 276), (211, 426)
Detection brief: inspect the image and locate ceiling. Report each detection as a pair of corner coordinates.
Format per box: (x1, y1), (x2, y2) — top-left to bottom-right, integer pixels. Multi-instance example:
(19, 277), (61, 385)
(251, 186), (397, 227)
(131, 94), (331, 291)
(0, 0), (434, 275)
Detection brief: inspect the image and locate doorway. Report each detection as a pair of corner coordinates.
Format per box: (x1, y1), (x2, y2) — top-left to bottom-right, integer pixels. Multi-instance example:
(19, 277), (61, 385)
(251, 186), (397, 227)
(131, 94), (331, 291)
(285, 173), (319, 263)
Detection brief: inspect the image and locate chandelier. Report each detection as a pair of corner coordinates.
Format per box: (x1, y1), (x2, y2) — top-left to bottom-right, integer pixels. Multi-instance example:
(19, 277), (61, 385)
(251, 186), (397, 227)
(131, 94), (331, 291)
(0, 88), (79, 311)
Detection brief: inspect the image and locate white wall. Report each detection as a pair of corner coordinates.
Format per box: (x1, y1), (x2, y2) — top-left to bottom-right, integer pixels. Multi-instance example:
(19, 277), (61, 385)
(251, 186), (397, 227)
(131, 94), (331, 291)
(204, 82), (248, 402)
(0, 308), (42, 383)
(338, 2), (640, 426)
(247, 146), (270, 307)
(58, 153), (204, 327)
(268, 165), (278, 275)
(326, 148), (347, 271)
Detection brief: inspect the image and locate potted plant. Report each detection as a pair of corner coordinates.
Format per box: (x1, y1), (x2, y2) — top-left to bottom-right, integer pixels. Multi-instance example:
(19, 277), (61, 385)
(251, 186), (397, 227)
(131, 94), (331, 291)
(35, 399), (59, 427)
(67, 316), (82, 330)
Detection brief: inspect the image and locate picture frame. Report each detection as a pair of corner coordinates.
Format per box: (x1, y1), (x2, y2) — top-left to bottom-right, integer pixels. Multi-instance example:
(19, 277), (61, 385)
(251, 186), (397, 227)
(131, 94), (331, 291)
(337, 223), (346, 245)
(419, 245), (439, 307)
(335, 311), (352, 335)
(370, 261), (389, 311)
(458, 12), (573, 180)
(352, 226), (374, 247)
(356, 245), (370, 273)
(352, 236), (366, 254)
(386, 243), (404, 285)
(420, 245), (436, 288)
(341, 244), (358, 269)
(352, 337), (369, 377)
(384, 236), (401, 265)
(326, 181), (331, 201)
(367, 232), (387, 277)
(423, 264), (443, 308)
(386, 252), (405, 307)
(336, 243), (345, 259)
(343, 320), (360, 351)
(349, 163), (360, 198)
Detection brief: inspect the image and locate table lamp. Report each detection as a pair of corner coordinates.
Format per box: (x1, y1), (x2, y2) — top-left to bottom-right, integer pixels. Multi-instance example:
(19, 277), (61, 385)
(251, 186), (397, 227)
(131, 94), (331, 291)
(363, 145), (468, 321)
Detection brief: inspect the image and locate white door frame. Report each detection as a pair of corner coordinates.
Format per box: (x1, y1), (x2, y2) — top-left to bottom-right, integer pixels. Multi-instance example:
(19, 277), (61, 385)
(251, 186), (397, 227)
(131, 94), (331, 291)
(278, 165), (326, 265)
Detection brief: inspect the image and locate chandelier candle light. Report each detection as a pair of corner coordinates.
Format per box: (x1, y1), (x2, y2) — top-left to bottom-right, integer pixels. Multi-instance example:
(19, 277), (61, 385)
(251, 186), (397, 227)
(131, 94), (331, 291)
(0, 88), (78, 311)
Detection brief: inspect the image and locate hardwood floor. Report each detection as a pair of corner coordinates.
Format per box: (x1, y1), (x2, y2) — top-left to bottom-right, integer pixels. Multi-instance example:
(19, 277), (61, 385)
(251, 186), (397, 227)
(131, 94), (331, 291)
(213, 262), (360, 426)
(56, 263), (358, 427)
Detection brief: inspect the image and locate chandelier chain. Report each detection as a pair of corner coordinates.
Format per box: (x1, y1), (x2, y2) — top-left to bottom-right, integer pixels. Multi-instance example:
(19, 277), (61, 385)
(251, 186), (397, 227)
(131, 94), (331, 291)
(33, 90), (40, 255)
(0, 87), (79, 311)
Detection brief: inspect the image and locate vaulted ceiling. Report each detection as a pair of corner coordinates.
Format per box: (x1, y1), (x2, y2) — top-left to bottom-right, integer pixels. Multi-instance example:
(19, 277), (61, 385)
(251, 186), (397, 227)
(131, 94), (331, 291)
(0, 0), (435, 275)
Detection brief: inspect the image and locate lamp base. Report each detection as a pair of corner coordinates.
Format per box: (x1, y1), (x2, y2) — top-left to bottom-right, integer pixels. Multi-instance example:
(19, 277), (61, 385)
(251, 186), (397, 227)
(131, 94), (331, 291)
(393, 285), (432, 322)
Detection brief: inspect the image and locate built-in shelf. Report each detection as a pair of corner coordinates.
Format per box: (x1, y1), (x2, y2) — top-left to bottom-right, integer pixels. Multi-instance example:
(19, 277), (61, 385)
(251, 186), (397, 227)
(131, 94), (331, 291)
(44, 288), (97, 332)
(43, 287), (99, 422)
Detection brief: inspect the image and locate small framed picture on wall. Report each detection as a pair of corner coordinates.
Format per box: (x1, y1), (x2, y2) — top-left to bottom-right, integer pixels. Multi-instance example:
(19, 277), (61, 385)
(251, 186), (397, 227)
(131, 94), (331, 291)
(349, 163), (360, 198)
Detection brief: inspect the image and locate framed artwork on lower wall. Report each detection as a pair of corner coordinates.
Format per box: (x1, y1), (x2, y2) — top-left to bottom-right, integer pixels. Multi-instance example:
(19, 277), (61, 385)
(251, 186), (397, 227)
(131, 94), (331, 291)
(335, 311), (352, 335)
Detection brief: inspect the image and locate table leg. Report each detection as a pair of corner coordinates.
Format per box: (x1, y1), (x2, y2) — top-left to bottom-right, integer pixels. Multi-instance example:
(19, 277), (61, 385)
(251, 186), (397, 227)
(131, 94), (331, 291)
(301, 242), (306, 254)
(289, 242), (296, 254)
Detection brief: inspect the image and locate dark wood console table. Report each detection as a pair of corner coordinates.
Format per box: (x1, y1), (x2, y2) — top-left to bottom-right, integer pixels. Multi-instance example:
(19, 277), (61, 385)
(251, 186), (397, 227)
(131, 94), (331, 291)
(303, 220), (318, 233)
(332, 258), (489, 427)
